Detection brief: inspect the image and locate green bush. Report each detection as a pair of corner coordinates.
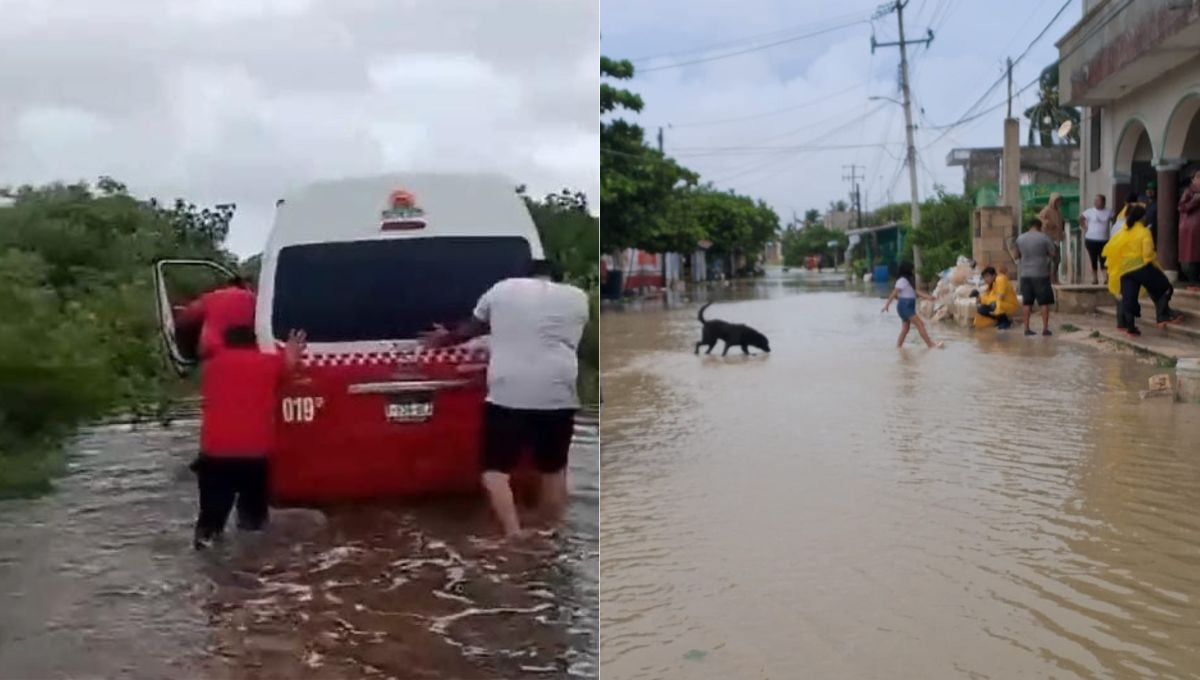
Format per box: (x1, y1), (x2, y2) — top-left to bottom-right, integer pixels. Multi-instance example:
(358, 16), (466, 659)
(0, 180), (232, 495)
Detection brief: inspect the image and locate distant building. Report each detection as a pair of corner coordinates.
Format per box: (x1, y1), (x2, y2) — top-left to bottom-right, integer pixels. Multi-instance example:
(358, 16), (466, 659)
(946, 146), (1079, 191)
(1058, 0), (1200, 276)
(823, 210), (855, 232)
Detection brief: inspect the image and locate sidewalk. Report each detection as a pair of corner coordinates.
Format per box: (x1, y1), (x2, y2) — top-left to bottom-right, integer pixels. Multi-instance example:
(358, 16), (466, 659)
(1054, 311), (1199, 362)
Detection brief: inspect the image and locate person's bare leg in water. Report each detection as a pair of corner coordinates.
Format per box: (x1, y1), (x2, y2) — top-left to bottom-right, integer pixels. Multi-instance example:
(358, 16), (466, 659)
(896, 320), (911, 348)
(482, 471), (522, 537)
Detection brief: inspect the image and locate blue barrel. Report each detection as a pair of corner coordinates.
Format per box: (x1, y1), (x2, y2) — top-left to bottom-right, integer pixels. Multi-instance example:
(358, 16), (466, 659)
(873, 265), (890, 282)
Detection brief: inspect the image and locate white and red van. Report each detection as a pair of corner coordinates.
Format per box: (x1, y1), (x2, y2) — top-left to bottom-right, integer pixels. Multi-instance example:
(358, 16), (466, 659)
(154, 173), (543, 504)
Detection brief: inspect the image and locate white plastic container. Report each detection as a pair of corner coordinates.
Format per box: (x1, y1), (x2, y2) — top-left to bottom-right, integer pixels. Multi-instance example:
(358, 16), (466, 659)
(1176, 358), (1200, 403)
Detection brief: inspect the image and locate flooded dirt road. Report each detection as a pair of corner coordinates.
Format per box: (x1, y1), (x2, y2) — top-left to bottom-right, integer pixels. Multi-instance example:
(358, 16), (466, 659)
(0, 410), (597, 679)
(601, 279), (1200, 680)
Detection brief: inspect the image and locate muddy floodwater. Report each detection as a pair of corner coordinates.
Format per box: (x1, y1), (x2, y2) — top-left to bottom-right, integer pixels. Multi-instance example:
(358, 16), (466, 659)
(601, 277), (1200, 680)
(0, 410), (597, 679)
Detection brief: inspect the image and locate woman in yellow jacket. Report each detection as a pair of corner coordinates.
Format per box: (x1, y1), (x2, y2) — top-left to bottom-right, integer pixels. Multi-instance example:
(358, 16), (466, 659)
(973, 265), (1019, 329)
(1101, 203), (1183, 336)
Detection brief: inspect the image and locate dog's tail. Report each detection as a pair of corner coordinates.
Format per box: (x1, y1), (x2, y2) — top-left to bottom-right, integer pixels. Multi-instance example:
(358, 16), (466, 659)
(697, 302), (712, 323)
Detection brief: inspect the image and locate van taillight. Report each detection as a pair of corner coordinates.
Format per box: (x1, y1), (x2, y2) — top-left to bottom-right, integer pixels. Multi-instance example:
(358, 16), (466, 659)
(381, 219), (426, 231)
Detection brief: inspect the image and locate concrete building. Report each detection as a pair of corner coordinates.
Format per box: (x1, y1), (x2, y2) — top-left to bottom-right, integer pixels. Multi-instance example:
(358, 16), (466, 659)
(1058, 0), (1200, 279)
(946, 146), (1079, 191)
(824, 210), (856, 232)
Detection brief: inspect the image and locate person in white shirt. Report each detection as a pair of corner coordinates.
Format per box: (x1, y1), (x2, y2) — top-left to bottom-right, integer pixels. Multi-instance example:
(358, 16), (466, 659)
(1080, 194), (1113, 285)
(422, 259), (589, 538)
(881, 261), (943, 349)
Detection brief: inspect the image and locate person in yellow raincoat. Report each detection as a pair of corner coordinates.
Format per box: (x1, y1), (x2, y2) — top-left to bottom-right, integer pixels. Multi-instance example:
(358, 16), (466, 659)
(1101, 203), (1183, 336)
(972, 265), (1018, 329)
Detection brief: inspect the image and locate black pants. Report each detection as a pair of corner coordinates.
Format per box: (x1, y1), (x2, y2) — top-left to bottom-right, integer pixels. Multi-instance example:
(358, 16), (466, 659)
(976, 303), (1011, 326)
(1085, 239), (1107, 278)
(192, 455), (269, 540)
(1120, 265), (1175, 329)
(1183, 262), (1200, 285)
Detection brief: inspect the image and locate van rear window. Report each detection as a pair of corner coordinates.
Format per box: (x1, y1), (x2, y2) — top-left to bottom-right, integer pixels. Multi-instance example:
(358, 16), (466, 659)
(271, 236), (532, 342)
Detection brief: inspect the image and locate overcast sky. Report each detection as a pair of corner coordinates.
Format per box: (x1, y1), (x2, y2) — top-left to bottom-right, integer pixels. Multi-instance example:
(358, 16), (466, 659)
(602, 0), (1079, 225)
(0, 0), (599, 256)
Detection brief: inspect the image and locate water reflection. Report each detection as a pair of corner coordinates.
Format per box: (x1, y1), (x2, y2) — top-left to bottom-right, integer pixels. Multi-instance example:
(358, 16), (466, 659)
(601, 282), (1200, 679)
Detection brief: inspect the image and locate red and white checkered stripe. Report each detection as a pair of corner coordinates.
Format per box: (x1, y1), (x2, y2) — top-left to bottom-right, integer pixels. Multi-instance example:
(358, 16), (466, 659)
(297, 347), (488, 367)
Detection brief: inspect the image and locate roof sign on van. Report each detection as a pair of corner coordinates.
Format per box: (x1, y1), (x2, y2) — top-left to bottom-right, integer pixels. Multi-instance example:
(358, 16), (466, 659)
(380, 188), (427, 231)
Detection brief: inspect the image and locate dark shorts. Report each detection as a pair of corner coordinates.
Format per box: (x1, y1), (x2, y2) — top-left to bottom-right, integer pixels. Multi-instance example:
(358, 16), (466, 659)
(1019, 276), (1055, 306)
(897, 297), (918, 322)
(482, 403), (576, 474)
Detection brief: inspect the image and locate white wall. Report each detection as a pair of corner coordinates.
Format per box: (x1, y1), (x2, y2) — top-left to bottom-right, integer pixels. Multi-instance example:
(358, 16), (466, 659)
(1082, 54), (1200, 199)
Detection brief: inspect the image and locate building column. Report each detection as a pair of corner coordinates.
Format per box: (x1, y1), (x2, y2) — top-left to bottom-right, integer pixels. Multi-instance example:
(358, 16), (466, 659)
(1112, 171), (1132, 219)
(1157, 160), (1184, 277)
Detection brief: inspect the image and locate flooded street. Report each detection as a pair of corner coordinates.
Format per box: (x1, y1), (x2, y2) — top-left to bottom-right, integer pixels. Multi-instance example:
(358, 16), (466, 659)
(601, 278), (1200, 680)
(0, 411), (598, 679)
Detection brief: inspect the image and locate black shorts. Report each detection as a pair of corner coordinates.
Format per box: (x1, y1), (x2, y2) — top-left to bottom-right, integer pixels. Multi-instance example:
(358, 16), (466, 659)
(482, 403), (576, 474)
(1019, 276), (1055, 306)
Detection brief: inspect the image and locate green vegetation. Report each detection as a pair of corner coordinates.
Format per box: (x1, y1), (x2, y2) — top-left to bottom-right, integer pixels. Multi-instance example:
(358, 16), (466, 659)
(782, 223), (848, 268)
(0, 178), (235, 497)
(0, 177), (599, 497)
(601, 55), (780, 272)
(1024, 61), (1079, 147)
(889, 188), (975, 284)
(1060, 323), (1080, 333)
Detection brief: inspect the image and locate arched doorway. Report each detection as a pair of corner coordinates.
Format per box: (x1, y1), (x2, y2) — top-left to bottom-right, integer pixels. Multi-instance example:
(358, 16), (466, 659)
(1113, 118), (1154, 212)
(1157, 93), (1200, 277)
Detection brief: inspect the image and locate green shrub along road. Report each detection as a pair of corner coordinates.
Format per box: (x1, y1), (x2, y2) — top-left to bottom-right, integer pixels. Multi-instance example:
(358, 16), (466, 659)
(0, 179), (599, 498)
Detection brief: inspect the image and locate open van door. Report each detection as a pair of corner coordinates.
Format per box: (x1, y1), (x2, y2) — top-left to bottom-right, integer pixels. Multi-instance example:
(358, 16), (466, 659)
(153, 259), (236, 376)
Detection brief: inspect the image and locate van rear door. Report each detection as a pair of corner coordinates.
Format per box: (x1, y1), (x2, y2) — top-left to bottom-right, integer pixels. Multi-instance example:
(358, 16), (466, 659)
(152, 259), (235, 375)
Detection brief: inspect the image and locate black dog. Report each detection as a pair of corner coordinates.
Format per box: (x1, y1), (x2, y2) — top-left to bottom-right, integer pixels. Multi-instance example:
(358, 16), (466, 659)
(694, 302), (771, 356)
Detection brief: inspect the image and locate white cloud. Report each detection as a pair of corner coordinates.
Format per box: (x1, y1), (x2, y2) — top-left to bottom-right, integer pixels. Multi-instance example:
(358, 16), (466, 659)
(603, 0), (1071, 222)
(0, 0), (598, 256)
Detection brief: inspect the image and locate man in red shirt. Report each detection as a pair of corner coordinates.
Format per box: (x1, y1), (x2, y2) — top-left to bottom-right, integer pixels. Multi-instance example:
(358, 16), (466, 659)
(175, 275), (257, 361)
(192, 324), (305, 549)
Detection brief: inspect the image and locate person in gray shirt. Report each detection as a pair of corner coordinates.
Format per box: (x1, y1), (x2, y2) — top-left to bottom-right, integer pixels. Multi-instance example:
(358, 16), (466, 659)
(1014, 217), (1058, 337)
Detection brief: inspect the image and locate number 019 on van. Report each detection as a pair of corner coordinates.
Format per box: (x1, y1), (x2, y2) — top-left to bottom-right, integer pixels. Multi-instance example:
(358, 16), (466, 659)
(153, 173), (545, 504)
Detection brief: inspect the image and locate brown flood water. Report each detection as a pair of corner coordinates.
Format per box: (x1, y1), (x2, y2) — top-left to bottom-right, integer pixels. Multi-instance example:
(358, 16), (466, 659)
(601, 278), (1200, 680)
(0, 409), (597, 679)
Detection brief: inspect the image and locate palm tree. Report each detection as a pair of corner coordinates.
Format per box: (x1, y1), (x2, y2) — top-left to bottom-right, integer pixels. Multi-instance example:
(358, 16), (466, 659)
(1024, 61), (1080, 147)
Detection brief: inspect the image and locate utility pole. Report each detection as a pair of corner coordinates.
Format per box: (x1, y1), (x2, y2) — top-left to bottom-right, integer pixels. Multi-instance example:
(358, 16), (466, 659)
(1002, 57), (1022, 238)
(872, 0), (933, 287)
(657, 126), (664, 154)
(843, 164), (865, 232)
(1006, 57), (1014, 119)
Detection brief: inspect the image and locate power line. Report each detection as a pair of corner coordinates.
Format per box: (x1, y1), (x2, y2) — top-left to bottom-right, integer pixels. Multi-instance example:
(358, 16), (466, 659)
(671, 142), (904, 157)
(638, 18), (868, 73)
(631, 12), (871, 65)
(922, 0), (1072, 133)
(707, 104), (888, 185)
(660, 81), (867, 129)
(923, 0), (1128, 140)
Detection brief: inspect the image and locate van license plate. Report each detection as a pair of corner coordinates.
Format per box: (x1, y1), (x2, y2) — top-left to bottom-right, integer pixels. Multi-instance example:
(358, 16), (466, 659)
(386, 400), (433, 422)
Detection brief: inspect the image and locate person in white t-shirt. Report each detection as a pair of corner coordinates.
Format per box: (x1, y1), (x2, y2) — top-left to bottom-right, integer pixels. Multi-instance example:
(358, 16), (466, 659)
(421, 259), (589, 538)
(881, 261), (943, 349)
(1080, 194), (1113, 285)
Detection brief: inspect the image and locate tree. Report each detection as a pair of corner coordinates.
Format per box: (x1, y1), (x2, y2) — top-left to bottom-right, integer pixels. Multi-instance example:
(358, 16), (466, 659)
(829, 200), (849, 213)
(782, 223), (848, 267)
(900, 188), (974, 283)
(518, 186), (599, 288)
(0, 179), (238, 496)
(600, 55), (698, 253)
(682, 186), (779, 272)
(1024, 61), (1080, 147)
(803, 208), (821, 228)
